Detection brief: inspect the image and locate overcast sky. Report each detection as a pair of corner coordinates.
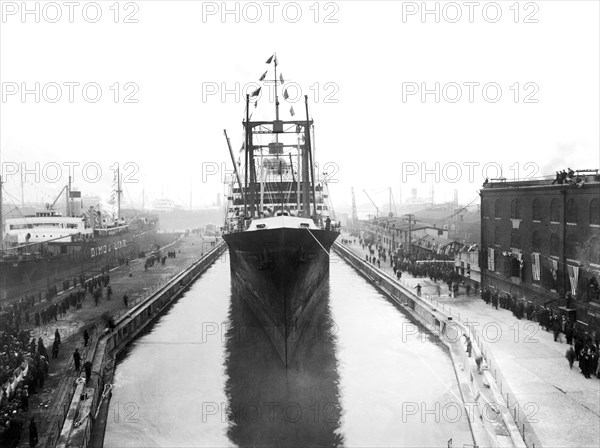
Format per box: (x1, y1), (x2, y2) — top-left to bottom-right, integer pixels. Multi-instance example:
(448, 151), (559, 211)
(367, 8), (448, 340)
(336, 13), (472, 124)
(1, 0), (598, 211)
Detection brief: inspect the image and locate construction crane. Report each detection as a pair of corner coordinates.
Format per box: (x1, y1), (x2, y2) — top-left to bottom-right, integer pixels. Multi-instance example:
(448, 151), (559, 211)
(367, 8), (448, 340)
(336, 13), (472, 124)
(363, 189), (381, 219)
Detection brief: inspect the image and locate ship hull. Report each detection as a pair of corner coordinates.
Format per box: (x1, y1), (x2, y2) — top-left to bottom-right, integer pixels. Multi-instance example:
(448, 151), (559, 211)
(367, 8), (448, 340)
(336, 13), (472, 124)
(0, 229), (175, 298)
(223, 224), (339, 366)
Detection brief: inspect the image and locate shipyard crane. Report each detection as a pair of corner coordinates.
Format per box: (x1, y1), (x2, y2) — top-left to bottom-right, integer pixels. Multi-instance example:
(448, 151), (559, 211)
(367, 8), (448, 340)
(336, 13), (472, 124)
(362, 189), (381, 219)
(46, 182), (71, 216)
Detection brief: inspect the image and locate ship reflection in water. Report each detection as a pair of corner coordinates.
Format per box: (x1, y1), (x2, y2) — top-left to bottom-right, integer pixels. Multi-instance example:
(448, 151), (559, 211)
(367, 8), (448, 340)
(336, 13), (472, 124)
(225, 284), (343, 447)
(104, 260), (473, 448)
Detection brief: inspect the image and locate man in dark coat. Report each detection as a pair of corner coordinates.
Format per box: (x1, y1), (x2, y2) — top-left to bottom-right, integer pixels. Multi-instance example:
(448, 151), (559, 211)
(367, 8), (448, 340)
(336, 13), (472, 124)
(566, 345), (576, 369)
(84, 361), (92, 382)
(73, 349), (82, 372)
(29, 418), (38, 447)
(552, 316), (562, 342)
(52, 339), (59, 359)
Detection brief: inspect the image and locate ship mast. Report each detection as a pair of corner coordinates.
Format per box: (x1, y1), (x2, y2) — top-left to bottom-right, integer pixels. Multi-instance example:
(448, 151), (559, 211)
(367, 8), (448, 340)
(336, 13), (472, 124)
(273, 53), (280, 122)
(66, 175), (71, 217)
(116, 166), (122, 222)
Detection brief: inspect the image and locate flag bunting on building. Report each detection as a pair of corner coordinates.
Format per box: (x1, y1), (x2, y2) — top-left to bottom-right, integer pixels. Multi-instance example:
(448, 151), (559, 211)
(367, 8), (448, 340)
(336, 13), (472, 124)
(551, 259), (558, 281)
(531, 252), (541, 281)
(568, 264), (579, 296)
(488, 247), (495, 271)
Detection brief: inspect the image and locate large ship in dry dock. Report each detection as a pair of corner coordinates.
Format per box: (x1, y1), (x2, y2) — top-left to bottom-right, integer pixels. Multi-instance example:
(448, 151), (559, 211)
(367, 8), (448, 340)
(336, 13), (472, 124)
(221, 55), (340, 367)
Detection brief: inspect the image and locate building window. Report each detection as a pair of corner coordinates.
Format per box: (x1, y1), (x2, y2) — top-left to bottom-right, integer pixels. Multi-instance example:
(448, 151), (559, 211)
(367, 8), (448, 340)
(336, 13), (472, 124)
(590, 199), (600, 225)
(588, 277), (599, 301)
(511, 229), (521, 248)
(494, 199), (502, 219)
(566, 198), (577, 224)
(565, 234), (579, 260)
(532, 199), (542, 221)
(550, 198), (561, 222)
(590, 237), (600, 265)
(532, 231), (541, 252)
(550, 233), (560, 256)
(510, 199), (522, 219)
(494, 227), (501, 247)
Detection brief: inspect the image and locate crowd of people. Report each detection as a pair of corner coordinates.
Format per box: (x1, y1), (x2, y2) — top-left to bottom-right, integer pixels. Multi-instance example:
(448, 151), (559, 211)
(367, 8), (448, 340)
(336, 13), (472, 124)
(551, 168), (600, 188)
(348, 235), (600, 381)
(0, 311), (51, 446)
(356, 239), (473, 297)
(0, 268), (116, 447)
(480, 288), (600, 379)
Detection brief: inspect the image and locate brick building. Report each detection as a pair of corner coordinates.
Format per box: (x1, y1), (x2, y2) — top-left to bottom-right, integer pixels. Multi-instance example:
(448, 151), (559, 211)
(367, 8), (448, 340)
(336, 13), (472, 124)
(480, 171), (600, 330)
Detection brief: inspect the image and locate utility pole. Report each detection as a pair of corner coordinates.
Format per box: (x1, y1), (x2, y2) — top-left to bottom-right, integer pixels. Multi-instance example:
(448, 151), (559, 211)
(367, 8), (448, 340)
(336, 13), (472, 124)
(404, 213), (416, 256)
(351, 187), (358, 228)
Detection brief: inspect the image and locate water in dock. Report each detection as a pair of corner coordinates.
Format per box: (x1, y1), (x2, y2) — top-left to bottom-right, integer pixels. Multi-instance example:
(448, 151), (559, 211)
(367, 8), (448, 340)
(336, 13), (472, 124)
(104, 257), (473, 447)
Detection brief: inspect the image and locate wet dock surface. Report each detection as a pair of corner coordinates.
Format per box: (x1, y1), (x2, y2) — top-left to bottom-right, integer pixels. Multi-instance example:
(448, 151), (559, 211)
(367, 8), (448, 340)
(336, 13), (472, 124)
(104, 255), (473, 447)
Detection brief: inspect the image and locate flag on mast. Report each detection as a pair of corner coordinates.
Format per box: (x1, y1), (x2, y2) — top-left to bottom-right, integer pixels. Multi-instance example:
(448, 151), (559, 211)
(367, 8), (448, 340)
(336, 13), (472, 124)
(279, 73), (284, 84)
(283, 88), (289, 100)
(259, 71), (267, 81)
(251, 87), (261, 98)
(266, 54), (275, 64)
(290, 105), (295, 116)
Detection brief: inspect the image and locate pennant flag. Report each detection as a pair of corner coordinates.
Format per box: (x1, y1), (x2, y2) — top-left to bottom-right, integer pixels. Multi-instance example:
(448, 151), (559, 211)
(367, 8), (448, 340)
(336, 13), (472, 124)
(266, 54), (275, 64)
(279, 73), (284, 84)
(251, 87), (261, 98)
(259, 71), (267, 81)
(290, 105), (295, 116)
(283, 88), (289, 100)
(254, 101), (258, 108)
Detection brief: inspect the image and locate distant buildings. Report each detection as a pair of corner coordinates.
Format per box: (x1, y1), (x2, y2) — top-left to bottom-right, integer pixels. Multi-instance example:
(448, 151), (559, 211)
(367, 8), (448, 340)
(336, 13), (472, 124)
(480, 171), (600, 328)
(361, 202), (479, 259)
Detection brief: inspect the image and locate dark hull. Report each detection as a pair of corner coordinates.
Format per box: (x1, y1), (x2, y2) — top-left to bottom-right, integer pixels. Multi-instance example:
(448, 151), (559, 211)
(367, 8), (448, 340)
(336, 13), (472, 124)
(0, 229), (174, 297)
(223, 226), (339, 366)
(224, 284), (343, 447)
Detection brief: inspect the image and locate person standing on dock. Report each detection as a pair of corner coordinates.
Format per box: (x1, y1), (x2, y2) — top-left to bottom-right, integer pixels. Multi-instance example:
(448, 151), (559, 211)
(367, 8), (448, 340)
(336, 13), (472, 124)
(123, 294), (129, 308)
(73, 349), (82, 372)
(52, 339), (59, 359)
(566, 345), (576, 369)
(54, 329), (61, 346)
(29, 417), (38, 447)
(84, 329), (90, 347)
(414, 283), (422, 297)
(84, 361), (92, 382)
